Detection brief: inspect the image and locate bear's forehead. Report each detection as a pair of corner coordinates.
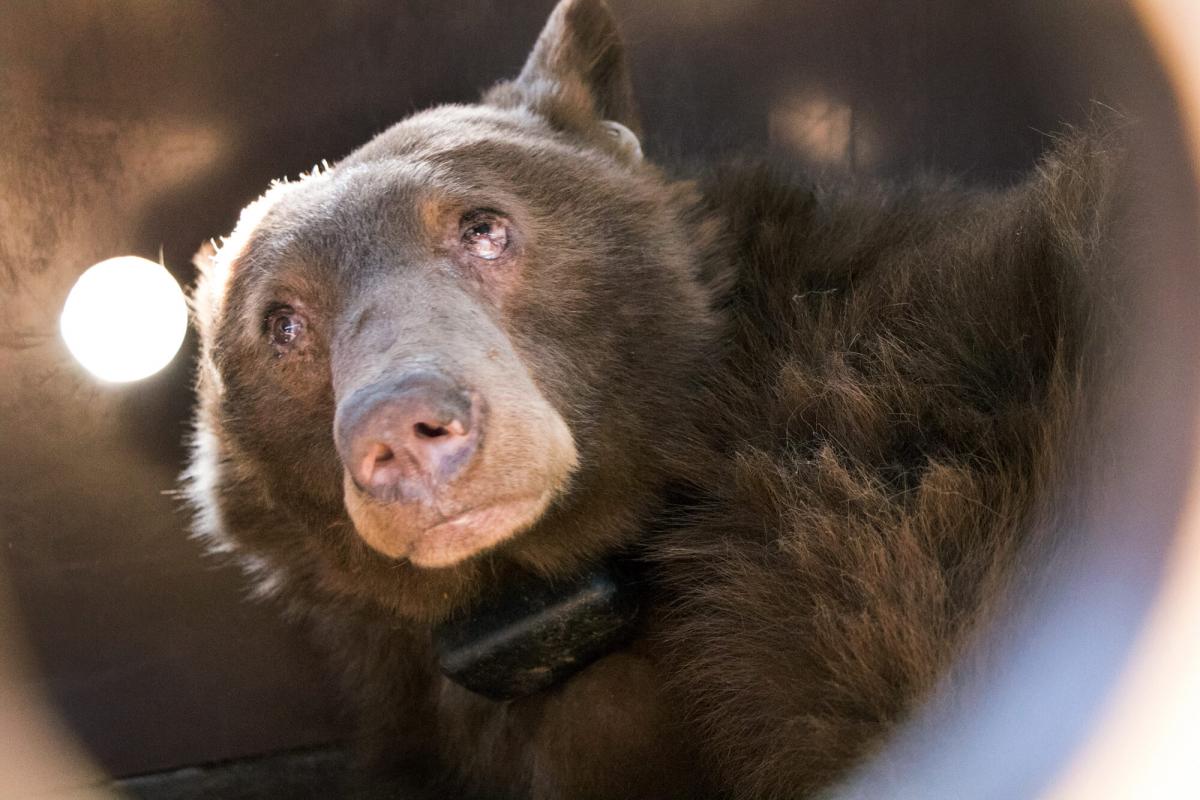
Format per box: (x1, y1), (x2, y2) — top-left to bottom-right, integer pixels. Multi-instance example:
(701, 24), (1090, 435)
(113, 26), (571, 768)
(243, 105), (614, 266)
(253, 104), (574, 238)
(212, 115), (524, 290)
(341, 104), (558, 167)
(222, 101), (625, 288)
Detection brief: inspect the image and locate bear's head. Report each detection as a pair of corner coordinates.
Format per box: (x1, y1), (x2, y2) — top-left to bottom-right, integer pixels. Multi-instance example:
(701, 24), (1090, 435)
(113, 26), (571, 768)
(188, 0), (727, 621)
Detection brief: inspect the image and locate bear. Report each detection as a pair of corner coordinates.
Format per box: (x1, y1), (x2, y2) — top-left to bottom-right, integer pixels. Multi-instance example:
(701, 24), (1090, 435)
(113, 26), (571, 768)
(186, 0), (1120, 797)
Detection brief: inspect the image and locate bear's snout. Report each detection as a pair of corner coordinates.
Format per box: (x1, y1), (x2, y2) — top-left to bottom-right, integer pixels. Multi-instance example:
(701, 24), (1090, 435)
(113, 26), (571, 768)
(328, 285), (578, 567)
(335, 371), (483, 504)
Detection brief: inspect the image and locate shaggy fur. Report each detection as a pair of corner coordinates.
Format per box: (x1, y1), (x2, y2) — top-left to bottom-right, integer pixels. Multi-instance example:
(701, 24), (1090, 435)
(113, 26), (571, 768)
(185, 1), (1120, 797)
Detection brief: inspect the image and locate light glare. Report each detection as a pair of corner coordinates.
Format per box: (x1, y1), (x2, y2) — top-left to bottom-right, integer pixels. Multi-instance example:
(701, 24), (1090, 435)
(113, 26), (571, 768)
(60, 256), (188, 383)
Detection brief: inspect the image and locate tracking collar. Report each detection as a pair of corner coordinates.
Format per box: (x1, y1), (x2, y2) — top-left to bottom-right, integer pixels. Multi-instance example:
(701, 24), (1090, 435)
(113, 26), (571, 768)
(433, 559), (642, 701)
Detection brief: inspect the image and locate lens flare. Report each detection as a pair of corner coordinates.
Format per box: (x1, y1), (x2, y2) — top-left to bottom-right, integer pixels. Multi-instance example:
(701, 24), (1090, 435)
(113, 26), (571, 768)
(60, 256), (188, 383)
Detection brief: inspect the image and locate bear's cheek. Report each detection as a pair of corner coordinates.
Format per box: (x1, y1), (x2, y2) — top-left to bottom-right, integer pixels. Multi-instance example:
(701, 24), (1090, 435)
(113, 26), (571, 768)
(220, 345), (344, 510)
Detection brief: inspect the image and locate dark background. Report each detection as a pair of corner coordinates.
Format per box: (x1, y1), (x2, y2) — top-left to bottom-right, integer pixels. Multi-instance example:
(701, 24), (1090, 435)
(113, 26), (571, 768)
(0, 0), (1187, 781)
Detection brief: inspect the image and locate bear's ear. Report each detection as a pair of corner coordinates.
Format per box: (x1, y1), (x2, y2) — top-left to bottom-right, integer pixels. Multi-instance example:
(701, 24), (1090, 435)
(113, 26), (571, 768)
(485, 0), (640, 137)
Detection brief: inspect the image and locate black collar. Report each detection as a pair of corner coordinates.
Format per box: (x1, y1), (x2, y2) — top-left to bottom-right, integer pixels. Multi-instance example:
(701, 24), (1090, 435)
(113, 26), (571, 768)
(432, 559), (643, 701)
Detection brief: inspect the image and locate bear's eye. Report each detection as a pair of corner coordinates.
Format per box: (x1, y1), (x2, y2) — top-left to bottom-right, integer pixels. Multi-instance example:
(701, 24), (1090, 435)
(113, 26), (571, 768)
(461, 214), (510, 260)
(266, 306), (306, 351)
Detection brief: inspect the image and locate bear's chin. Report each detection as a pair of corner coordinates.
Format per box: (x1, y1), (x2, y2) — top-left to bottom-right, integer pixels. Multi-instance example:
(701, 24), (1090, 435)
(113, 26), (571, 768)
(342, 471), (559, 569)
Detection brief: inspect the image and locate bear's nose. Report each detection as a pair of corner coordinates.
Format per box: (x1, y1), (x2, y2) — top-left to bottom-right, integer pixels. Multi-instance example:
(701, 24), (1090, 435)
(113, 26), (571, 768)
(335, 371), (482, 502)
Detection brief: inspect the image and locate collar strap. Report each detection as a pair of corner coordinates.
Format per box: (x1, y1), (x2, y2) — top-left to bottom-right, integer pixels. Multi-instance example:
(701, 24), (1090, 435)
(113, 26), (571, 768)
(433, 560), (641, 701)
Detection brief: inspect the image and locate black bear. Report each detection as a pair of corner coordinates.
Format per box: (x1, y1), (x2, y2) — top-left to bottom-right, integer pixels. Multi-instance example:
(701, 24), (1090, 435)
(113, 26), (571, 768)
(187, 0), (1118, 796)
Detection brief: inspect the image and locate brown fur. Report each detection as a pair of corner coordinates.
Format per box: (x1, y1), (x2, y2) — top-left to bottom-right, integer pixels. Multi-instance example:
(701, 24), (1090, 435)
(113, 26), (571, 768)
(185, 1), (1120, 797)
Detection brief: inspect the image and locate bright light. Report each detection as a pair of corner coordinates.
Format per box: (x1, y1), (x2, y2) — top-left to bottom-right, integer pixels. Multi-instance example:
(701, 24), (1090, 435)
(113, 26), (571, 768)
(60, 256), (188, 383)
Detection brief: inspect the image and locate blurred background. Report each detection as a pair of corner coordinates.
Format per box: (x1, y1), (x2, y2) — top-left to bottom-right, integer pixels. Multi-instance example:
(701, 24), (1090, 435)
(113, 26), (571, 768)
(0, 0), (1197, 796)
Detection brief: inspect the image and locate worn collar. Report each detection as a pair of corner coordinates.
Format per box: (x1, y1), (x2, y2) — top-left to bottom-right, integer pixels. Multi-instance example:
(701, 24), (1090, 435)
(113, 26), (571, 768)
(432, 559), (642, 700)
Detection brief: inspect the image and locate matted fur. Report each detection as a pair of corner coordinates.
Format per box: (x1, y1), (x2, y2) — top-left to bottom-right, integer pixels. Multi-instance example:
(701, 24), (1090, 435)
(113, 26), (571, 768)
(185, 1), (1120, 797)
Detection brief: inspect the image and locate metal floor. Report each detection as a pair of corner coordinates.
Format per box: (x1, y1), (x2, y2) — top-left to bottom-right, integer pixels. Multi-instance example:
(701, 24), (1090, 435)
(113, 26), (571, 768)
(116, 748), (427, 800)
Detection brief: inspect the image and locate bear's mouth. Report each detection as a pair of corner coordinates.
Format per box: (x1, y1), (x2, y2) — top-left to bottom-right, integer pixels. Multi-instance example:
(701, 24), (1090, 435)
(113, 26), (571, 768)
(406, 491), (557, 568)
(342, 472), (558, 569)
